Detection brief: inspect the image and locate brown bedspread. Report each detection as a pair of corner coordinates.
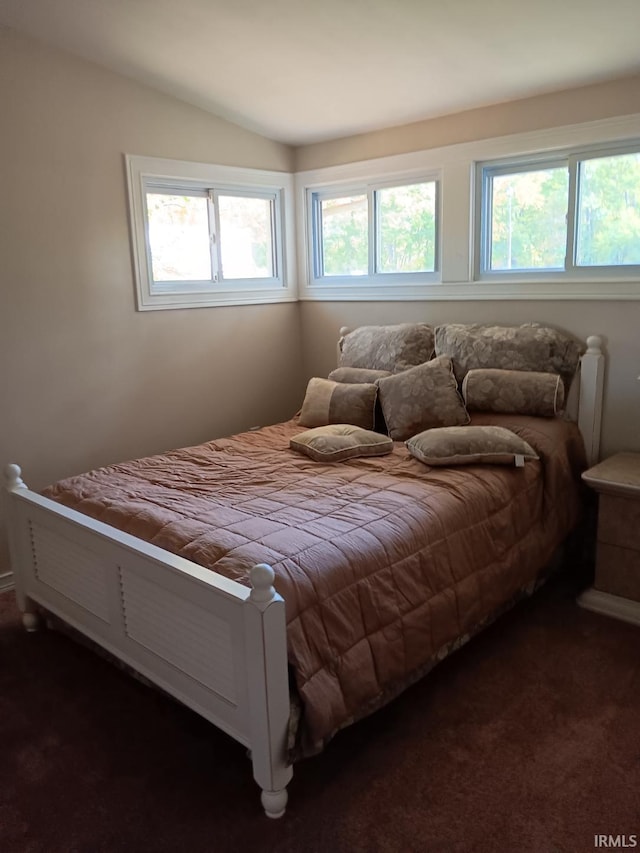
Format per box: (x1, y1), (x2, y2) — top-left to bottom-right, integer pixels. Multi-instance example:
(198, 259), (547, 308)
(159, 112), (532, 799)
(44, 414), (586, 756)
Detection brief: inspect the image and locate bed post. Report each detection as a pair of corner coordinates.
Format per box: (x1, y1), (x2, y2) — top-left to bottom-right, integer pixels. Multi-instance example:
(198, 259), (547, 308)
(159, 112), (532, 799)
(244, 563), (293, 818)
(3, 464), (40, 631)
(578, 336), (605, 466)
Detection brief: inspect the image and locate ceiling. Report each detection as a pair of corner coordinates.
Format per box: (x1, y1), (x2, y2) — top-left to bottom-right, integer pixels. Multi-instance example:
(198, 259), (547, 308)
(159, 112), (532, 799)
(2, 0), (640, 146)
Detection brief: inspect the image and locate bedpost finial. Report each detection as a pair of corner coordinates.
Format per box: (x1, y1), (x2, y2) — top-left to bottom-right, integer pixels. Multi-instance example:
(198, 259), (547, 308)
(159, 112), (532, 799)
(5, 463), (26, 490)
(249, 563), (276, 603)
(585, 335), (603, 355)
(339, 326), (351, 338)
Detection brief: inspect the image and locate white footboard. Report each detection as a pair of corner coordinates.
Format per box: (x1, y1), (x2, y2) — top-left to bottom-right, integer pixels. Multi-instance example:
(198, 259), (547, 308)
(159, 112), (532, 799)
(3, 464), (293, 818)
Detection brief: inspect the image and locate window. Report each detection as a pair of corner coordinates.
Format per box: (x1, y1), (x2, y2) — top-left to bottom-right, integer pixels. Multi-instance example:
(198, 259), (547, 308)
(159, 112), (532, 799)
(126, 155), (296, 310)
(145, 190), (212, 283)
(298, 116), (640, 301)
(143, 184), (278, 288)
(308, 177), (439, 287)
(575, 151), (640, 267)
(477, 144), (640, 278)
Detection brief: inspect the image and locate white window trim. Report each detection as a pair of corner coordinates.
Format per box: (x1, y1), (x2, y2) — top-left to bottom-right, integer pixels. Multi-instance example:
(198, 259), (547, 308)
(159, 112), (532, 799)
(295, 113), (640, 301)
(126, 154), (297, 310)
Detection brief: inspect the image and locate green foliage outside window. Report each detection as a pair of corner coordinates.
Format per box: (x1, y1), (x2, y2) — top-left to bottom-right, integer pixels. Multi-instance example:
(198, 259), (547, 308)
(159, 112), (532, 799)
(318, 181), (437, 278)
(490, 169), (568, 270)
(487, 150), (640, 272)
(321, 195), (368, 276)
(377, 183), (436, 273)
(577, 153), (640, 266)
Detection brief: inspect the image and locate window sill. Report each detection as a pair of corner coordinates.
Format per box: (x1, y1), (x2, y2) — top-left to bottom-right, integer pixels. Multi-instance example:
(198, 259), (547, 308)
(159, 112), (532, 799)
(300, 278), (640, 302)
(136, 290), (298, 311)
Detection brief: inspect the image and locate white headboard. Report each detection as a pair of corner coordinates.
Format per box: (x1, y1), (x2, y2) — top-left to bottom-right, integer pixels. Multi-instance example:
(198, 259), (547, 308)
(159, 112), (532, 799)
(576, 336), (605, 466)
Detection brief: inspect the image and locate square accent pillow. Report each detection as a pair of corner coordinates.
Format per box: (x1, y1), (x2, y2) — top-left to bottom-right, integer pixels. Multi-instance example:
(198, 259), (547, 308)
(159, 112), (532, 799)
(298, 377), (377, 430)
(375, 356), (469, 441)
(328, 366), (392, 434)
(462, 368), (564, 417)
(339, 323), (435, 373)
(290, 425), (394, 462)
(406, 425), (539, 467)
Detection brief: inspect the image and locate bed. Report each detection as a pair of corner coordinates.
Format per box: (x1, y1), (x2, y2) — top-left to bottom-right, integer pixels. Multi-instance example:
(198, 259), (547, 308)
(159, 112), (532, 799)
(4, 323), (605, 818)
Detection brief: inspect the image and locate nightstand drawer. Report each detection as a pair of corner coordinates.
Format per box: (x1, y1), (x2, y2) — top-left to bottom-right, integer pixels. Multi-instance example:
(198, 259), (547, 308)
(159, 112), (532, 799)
(598, 494), (640, 551)
(595, 542), (640, 602)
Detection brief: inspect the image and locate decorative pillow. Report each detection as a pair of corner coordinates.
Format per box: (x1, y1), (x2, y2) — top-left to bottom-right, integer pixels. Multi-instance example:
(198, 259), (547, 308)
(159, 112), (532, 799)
(328, 367), (392, 384)
(328, 367), (392, 434)
(434, 323), (584, 391)
(462, 369), (565, 417)
(339, 323), (435, 373)
(406, 426), (539, 467)
(290, 425), (393, 462)
(298, 377), (377, 430)
(375, 356), (470, 441)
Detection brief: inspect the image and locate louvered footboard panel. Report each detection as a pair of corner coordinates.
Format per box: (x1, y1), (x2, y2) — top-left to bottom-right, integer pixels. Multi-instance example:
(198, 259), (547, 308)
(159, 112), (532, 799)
(8, 492), (254, 743)
(30, 521), (111, 622)
(120, 567), (238, 704)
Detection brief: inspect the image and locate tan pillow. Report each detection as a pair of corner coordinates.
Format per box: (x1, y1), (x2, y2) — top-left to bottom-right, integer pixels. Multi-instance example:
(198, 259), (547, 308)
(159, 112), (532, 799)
(434, 323), (584, 391)
(290, 425), (393, 462)
(328, 366), (392, 434)
(328, 367), (392, 384)
(375, 356), (469, 441)
(406, 425), (539, 467)
(462, 369), (564, 417)
(339, 323), (435, 373)
(298, 377), (377, 430)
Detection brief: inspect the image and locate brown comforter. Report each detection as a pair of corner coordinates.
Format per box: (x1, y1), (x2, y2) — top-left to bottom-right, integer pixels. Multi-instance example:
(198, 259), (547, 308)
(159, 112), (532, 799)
(44, 413), (586, 756)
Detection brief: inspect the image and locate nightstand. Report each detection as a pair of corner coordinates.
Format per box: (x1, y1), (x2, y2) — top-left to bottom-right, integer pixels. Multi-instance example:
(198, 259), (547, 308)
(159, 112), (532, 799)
(578, 452), (640, 627)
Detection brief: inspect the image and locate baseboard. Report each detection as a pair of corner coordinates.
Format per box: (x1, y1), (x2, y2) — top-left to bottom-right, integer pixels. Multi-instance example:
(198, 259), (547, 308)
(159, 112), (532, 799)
(578, 587), (640, 628)
(0, 571), (14, 593)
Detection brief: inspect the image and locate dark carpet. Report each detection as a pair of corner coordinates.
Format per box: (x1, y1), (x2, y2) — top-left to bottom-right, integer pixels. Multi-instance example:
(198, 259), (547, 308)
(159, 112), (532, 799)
(1, 574), (638, 853)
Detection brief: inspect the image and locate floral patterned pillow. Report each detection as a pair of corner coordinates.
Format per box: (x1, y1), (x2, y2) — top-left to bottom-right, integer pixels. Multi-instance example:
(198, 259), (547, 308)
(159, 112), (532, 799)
(434, 323), (584, 391)
(375, 356), (469, 441)
(339, 324), (435, 373)
(328, 367), (392, 384)
(462, 369), (565, 417)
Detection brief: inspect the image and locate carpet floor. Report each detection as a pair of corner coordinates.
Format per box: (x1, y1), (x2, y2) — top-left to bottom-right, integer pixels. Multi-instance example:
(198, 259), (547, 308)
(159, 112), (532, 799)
(1, 575), (638, 853)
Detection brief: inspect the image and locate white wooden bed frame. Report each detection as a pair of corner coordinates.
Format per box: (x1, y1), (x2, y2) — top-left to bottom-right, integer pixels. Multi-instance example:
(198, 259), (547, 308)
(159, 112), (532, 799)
(3, 333), (605, 818)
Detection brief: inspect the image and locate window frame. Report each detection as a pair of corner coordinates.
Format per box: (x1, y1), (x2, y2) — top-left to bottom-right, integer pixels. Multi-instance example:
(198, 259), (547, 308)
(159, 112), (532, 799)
(475, 141), (640, 282)
(297, 115), (640, 302)
(212, 187), (281, 283)
(306, 173), (441, 291)
(126, 155), (296, 310)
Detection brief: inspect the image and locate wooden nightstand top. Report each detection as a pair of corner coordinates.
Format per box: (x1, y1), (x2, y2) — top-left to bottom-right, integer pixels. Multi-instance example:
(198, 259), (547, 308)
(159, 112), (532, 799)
(582, 452), (640, 497)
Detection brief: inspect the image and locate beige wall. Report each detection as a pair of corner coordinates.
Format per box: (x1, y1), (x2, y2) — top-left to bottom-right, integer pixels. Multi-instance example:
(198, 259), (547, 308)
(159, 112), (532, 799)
(296, 74), (640, 170)
(0, 27), (303, 576)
